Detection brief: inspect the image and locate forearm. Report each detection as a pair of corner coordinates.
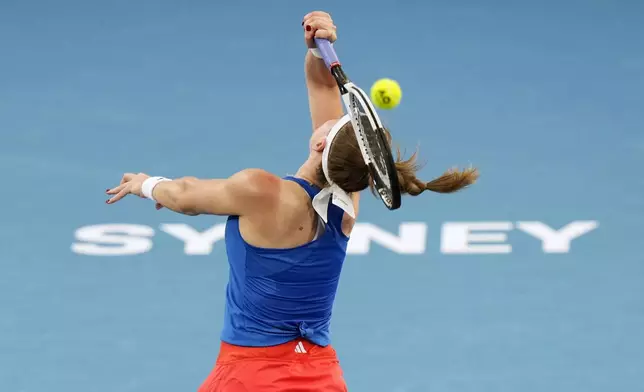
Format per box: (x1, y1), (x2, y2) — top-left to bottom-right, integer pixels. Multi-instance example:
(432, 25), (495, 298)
(305, 50), (343, 129)
(151, 177), (200, 215)
(305, 50), (336, 89)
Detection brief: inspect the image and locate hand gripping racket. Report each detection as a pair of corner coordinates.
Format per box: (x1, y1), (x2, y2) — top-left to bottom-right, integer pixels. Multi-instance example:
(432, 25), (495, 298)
(314, 38), (402, 210)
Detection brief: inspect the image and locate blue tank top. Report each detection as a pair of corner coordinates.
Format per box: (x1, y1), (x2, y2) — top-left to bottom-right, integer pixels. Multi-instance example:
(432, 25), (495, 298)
(220, 176), (350, 347)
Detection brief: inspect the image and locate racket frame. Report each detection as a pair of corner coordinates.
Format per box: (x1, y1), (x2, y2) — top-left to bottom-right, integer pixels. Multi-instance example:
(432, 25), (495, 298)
(313, 38), (402, 210)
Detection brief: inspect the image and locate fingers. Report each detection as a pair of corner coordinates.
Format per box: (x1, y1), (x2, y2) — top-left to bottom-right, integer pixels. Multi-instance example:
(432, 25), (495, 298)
(302, 11), (330, 23)
(106, 172), (150, 205)
(304, 17), (336, 38)
(106, 173), (132, 203)
(303, 12), (337, 45)
(107, 174), (132, 204)
(106, 183), (127, 195)
(106, 186), (130, 204)
(303, 11), (329, 19)
(314, 28), (336, 41)
(120, 172), (135, 185)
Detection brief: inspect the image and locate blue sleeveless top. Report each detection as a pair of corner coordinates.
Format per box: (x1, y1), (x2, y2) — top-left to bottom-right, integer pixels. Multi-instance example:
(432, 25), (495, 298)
(220, 176), (350, 347)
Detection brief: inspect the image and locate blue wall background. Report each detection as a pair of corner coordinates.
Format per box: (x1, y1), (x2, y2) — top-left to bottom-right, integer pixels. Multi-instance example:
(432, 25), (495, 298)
(1, 1), (642, 391)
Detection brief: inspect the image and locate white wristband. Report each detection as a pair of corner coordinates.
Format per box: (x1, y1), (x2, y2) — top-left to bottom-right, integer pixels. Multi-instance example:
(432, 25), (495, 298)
(310, 43), (332, 59)
(142, 176), (171, 201)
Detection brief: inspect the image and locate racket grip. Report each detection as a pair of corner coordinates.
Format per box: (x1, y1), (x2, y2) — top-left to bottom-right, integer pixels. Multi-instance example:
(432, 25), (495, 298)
(313, 38), (340, 69)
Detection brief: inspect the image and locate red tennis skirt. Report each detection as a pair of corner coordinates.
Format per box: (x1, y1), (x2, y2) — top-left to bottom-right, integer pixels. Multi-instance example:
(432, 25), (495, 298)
(198, 339), (348, 392)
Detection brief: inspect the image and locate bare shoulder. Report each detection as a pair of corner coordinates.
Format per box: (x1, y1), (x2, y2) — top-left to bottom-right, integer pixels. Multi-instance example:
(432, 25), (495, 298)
(228, 168), (282, 210)
(231, 168), (280, 192)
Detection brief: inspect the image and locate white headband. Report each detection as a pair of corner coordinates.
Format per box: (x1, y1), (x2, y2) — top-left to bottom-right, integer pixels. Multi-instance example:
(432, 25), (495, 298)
(312, 115), (356, 223)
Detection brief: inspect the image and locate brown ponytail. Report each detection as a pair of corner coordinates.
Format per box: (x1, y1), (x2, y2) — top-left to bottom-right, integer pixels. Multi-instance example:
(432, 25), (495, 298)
(393, 148), (479, 195)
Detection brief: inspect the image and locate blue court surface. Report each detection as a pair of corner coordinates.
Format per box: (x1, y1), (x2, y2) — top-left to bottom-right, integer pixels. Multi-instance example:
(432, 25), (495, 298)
(1, 1), (643, 391)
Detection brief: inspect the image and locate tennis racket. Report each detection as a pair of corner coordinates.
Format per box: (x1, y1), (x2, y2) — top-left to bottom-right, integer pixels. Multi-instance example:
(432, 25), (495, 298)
(314, 38), (402, 210)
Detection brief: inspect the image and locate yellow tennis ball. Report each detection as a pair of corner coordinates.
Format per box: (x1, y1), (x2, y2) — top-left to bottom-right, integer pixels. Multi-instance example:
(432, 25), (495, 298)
(370, 78), (402, 109)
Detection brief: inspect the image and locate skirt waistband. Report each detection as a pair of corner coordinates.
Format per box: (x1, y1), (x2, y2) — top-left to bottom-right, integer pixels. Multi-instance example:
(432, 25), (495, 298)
(217, 340), (338, 364)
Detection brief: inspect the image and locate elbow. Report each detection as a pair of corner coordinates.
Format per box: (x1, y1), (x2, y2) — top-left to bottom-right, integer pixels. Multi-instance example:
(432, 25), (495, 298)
(177, 202), (199, 216)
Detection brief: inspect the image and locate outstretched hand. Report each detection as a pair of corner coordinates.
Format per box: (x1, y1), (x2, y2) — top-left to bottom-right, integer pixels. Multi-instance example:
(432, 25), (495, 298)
(105, 172), (163, 210)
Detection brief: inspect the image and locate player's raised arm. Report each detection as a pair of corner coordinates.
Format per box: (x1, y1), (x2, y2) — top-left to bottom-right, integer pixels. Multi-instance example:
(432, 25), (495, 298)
(303, 11), (343, 131)
(106, 169), (279, 216)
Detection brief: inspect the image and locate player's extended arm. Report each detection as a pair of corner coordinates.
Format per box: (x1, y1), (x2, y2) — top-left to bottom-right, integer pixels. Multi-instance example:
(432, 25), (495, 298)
(303, 13), (343, 131)
(151, 169), (279, 216)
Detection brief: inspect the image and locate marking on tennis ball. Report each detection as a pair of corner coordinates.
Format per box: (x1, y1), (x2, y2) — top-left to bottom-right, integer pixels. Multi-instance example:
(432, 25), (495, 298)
(378, 90), (391, 104)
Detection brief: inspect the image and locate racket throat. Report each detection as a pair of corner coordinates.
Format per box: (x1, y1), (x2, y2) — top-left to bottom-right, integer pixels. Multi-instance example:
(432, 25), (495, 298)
(330, 65), (349, 93)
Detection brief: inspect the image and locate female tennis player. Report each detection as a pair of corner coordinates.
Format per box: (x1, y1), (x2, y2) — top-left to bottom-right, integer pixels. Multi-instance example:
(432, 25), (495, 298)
(106, 11), (478, 392)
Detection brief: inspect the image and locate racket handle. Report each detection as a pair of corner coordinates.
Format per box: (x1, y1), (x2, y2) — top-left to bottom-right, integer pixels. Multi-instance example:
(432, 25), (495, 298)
(313, 38), (340, 69)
